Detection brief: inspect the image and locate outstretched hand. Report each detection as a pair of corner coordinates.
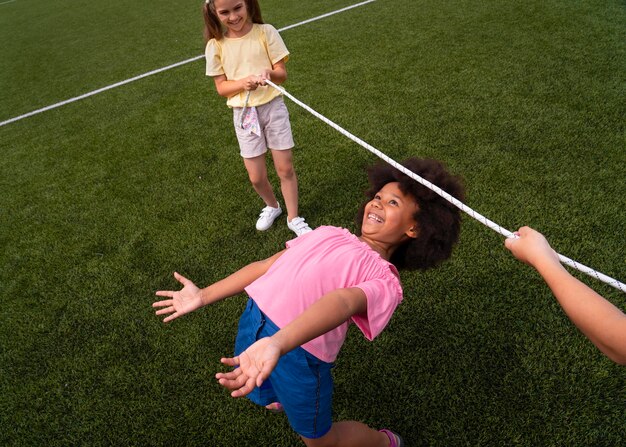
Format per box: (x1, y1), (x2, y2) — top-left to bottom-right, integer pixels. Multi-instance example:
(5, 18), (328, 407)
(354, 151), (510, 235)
(152, 272), (204, 323)
(215, 337), (281, 398)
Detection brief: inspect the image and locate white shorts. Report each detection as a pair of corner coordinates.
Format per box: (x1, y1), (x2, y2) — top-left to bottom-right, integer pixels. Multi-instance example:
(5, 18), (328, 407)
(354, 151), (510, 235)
(233, 96), (294, 158)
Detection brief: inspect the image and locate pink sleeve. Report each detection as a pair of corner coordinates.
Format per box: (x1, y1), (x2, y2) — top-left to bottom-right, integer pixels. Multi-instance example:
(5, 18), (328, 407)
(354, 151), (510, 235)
(352, 277), (403, 340)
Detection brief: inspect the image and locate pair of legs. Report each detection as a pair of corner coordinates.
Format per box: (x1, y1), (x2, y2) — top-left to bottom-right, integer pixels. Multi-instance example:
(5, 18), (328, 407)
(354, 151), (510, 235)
(244, 148), (299, 221)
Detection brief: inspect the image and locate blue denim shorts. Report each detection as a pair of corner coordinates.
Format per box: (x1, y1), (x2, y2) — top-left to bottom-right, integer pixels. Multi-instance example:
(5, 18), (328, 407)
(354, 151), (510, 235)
(234, 298), (334, 439)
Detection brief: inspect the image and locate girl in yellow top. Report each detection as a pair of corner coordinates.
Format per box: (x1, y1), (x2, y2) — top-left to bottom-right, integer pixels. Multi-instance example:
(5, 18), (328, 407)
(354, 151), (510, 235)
(203, 0), (312, 236)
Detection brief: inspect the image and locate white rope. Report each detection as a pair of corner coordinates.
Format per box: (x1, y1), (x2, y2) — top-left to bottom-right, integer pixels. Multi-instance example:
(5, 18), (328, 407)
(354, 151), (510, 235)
(266, 80), (626, 293)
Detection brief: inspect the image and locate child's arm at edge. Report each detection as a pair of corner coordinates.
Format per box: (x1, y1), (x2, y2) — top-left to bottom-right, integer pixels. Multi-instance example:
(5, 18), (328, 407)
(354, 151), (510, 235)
(152, 249), (286, 323)
(506, 226), (626, 365)
(212, 74), (260, 98)
(216, 287), (367, 397)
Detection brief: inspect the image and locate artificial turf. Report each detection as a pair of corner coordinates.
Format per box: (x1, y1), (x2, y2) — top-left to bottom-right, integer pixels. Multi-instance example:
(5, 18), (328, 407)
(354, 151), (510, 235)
(1, 0), (625, 445)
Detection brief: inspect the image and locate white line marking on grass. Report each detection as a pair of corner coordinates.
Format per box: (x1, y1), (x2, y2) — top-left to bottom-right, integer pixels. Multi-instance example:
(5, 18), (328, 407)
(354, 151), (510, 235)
(278, 0), (376, 31)
(0, 57), (204, 127)
(0, 0), (376, 128)
(0, 0), (17, 5)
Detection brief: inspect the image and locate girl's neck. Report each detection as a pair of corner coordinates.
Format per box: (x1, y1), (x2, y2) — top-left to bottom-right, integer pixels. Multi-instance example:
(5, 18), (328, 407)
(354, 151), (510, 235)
(358, 236), (398, 261)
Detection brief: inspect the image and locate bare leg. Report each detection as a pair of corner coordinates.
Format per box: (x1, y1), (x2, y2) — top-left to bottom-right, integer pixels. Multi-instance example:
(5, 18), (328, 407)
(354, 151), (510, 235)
(243, 154), (279, 208)
(271, 149), (298, 221)
(301, 421), (390, 447)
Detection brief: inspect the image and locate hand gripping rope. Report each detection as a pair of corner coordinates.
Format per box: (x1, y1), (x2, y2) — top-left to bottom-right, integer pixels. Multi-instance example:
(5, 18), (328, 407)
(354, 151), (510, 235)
(265, 80), (626, 293)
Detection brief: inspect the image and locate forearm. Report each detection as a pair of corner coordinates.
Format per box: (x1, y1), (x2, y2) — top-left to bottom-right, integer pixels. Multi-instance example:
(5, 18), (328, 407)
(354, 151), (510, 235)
(200, 250), (285, 306)
(537, 261), (626, 364)
(265, 65), (286, 85)
(271, 288), (367, 355)
(215, 78), (247, 98)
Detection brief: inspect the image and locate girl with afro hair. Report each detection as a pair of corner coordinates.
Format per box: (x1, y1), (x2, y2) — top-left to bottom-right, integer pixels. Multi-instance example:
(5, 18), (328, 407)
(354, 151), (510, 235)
(153, 157), (464, 447)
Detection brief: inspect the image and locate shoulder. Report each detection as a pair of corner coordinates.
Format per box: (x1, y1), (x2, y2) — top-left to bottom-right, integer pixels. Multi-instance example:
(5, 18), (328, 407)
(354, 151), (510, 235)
(258, 23), (279, 33)
(257, 23), (282, 40)
(205, 38), (222, 52)
(313, 226), (354, 239)
(284, 226), (349, 249)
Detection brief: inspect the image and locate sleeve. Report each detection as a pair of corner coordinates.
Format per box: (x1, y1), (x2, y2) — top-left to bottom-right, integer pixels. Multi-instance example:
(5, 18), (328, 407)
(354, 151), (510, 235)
(205, 39), (224, 77)
(263, 24), (290, 65)
(351, 275), (403, 341)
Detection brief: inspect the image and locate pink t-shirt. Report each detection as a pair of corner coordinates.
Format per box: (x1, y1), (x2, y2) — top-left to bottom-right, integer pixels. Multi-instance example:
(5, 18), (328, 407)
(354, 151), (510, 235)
(245, 226), (403, 362)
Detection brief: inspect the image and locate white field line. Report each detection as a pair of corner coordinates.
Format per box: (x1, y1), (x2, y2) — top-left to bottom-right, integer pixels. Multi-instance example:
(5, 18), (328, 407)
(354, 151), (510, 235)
(0, 0), (16, 6)
(0, 0), (376, 128)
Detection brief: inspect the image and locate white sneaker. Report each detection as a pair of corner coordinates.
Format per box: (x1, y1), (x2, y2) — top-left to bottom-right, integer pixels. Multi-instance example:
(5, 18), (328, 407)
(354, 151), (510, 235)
(287, 216), (312, 237)
(256, 204), (282, 231)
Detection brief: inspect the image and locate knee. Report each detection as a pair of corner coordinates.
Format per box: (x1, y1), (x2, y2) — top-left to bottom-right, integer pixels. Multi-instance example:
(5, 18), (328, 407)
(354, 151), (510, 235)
(301, 430), (338, 447)
(248, 173), (268, 189)
(301, 437), (331, 447)
(275, 164), (295, 181)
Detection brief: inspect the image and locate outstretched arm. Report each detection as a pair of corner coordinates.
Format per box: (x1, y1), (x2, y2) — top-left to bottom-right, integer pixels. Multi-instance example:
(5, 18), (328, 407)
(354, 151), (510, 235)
(152, 250), (286, 323)
(216, 287), (367, 397)
(506, 226), (626, 365)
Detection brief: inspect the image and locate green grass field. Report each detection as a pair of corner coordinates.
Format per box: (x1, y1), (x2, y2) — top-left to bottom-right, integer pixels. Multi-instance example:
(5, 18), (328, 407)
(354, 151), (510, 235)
(1, 0), (625, 445)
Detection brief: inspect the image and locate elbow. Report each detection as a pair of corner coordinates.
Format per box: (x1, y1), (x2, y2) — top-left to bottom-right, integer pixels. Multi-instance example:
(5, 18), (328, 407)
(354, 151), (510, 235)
(608, 352), (626, 366)
(272, 70), (287, 85)
(213, 82), (231, 98)
(598, 343), (626, 365)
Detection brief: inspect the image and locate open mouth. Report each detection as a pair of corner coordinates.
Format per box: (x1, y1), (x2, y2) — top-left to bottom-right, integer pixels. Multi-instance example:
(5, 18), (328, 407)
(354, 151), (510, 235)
(367, 212), (383, 223)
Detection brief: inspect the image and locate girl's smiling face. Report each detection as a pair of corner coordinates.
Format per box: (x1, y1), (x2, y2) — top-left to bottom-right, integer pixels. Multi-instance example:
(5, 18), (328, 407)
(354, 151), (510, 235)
(360, 182), (418, 257)
(213, 0), (252, 37)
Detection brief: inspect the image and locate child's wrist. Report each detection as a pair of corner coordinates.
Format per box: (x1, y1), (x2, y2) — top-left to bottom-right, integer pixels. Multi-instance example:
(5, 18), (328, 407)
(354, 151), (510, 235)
(270, 332), (289, 356)
(199, 289), (210, 306)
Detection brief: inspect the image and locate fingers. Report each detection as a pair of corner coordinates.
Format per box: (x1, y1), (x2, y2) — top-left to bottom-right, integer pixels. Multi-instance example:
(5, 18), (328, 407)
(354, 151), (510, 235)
(152, 299), (173, 308)
(215, 356), (260, 397)
(230, 376), (257, 398)
(504, 236), (515, 250)
(216, 366), (253, 393)
(155, 306), (174, 315)
(257, 363), (274, 387)
(173, 271), (191, 286)
(154, 290), (174, 298)
(162, 314), (178, 324)
(215, 370), (240, 381)
(216, 371), (249, 391)
(220, 357), (240, 367)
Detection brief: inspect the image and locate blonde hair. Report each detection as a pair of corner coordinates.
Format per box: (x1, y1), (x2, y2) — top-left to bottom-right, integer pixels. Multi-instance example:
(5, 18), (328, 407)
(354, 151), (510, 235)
(202, 0), (264, 43)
